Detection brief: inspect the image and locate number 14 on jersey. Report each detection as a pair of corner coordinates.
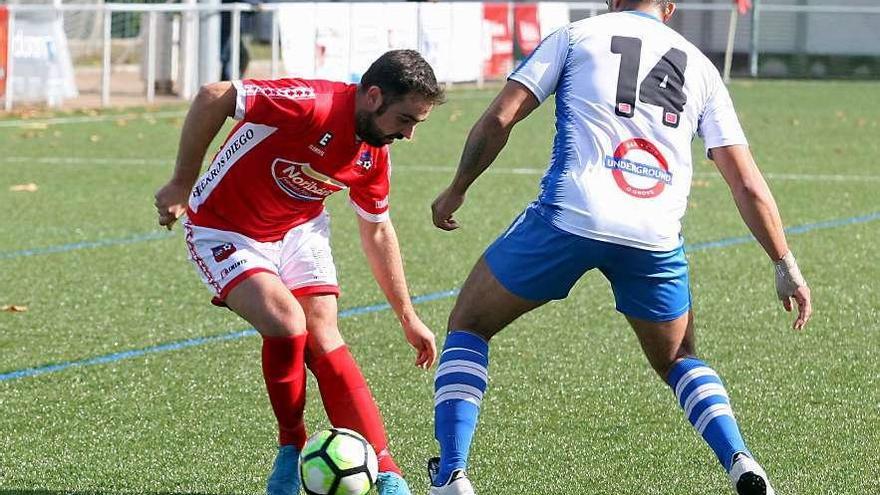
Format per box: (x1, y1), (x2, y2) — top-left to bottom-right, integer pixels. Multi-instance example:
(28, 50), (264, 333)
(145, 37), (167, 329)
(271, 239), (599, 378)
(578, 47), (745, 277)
(611, 36), (688, 128)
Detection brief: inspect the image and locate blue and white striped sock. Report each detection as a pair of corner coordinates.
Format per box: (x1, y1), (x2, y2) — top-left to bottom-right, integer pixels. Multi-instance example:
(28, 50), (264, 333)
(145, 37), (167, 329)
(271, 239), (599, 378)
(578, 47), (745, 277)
(667, 357), (749, 472)
(433, 331), (489, 486)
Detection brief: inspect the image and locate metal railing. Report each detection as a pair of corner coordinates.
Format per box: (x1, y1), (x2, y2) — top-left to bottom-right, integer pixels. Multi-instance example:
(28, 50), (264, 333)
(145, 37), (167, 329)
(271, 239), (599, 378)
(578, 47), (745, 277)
(3, 1), (879, 111)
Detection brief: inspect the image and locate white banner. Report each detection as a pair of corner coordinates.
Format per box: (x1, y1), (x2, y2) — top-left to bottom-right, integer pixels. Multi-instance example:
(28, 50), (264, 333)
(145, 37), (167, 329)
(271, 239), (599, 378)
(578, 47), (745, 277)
(417, 3), (452, 82)
(9, 12), (77, 103)
(350, 3), (391, 81)
(278, 2), (485, 84)
(278, 3), (317, 77)
(314, 3), (350, 81)
(449, 3), (483, 83)
(538, 2), (571, 38)
(386, 4), (419, 51)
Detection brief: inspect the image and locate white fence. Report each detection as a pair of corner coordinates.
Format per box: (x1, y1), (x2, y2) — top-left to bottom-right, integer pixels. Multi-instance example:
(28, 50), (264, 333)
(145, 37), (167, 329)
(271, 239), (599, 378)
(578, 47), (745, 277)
(2, 1), (880, 111)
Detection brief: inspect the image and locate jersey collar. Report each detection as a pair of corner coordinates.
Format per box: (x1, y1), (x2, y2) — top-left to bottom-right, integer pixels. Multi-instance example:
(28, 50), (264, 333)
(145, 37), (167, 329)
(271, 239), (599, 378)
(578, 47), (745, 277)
(622, 10), (662, 22)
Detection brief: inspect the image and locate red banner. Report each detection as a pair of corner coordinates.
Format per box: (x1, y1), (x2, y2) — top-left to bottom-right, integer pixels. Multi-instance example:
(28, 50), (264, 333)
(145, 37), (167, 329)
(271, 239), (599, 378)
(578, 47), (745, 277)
(735, 0), (752, 14)
(0, 6), (8, 97)
(482, 3), (512, 79)
(514, 4), (540, 59)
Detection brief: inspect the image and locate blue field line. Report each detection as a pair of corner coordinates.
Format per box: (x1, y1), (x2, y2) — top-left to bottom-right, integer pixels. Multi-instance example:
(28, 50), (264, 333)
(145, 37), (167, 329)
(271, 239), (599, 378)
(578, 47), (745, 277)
(1, 212), (877, 383)
(4, 211), (879, 262)
(0, 231), (173, 260)
(0, 330), (258, 382)
(685, 211), (880, 252)
(0, 289), (462, 383)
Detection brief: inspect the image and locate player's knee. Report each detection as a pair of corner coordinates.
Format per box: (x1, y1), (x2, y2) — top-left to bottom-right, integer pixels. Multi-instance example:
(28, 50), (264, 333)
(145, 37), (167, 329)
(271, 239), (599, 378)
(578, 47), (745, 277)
(447, 307), (495, 341)
(655, 351), (697, 381)
(305, 324), (345, 356)
(255, 303), (308, 337)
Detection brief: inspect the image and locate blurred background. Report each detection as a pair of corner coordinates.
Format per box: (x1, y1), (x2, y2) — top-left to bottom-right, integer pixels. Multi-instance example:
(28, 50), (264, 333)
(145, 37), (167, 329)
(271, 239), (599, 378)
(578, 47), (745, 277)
(1, 0), (878, 111)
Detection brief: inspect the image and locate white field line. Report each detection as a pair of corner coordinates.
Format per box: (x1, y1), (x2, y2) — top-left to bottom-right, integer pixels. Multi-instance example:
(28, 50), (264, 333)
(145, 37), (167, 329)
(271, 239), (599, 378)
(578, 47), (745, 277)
(0, 156), (171, 166)
(399, 165), (880, 182)
(1, 157), (877, 182)
(0, 90), (500, 128)
(0, 110), (186, 128)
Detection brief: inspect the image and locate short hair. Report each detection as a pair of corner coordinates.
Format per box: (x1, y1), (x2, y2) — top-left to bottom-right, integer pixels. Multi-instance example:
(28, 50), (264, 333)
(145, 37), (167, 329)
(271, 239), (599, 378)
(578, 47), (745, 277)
(618, 0), (672, 8)
(359, 50), (446, 107)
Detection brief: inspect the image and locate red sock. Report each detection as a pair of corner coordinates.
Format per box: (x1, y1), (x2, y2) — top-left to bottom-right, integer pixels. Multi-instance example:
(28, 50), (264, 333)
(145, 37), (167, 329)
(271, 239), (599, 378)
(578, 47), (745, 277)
(262, 334), (308, 448)
(307, 345), (401, 475)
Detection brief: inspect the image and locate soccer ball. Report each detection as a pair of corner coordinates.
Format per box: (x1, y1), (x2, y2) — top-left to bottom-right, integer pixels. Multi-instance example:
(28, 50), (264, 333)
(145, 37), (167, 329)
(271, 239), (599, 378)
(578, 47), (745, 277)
(299, 428), (379, 495)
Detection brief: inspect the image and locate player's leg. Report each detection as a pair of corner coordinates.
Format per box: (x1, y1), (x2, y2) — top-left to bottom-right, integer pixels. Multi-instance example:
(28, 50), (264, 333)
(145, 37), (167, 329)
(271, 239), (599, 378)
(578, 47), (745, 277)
(606, 244), (773, 494)
(430, 256), (546, 493)
(298, 294), (411, 495)
(224, 274), (310, 495)
(627, 312), (774, 494)
(183, 223), (306, 495)
(431, 207), (593, 493)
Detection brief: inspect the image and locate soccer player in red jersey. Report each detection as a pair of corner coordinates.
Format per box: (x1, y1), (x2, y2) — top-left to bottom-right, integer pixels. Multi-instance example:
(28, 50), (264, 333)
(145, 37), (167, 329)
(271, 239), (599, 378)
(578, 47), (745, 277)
(154, 50), (444, 495)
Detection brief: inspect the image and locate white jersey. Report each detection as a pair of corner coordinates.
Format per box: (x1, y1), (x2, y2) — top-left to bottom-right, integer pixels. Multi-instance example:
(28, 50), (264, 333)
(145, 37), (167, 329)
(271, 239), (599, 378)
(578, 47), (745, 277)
(510, 11), (747, 251)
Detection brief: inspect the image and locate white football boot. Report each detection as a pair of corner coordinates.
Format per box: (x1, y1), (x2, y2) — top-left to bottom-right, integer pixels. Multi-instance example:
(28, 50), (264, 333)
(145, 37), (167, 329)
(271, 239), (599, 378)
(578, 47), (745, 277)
(728, 453), (776, 495)
(427, 457), (475, 495)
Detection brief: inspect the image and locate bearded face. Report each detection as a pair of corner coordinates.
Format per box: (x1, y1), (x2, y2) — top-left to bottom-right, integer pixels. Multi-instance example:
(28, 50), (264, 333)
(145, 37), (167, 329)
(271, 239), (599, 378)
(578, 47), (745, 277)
(355, 107), (404, 147)
(355, 90), (434, 147)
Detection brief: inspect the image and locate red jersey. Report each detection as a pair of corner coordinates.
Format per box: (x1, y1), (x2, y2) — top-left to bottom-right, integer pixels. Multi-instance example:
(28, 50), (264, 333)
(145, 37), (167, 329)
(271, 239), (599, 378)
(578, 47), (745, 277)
(186, 78), (391, 242)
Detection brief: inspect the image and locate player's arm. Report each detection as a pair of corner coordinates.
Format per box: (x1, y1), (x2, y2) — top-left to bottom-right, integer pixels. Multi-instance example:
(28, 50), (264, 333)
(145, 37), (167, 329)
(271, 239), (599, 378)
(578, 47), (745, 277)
(357, 216), (437, 368)
(154, 82), (236, 229)
(431, 81), (540, 231)
(710, 144), (812, 330)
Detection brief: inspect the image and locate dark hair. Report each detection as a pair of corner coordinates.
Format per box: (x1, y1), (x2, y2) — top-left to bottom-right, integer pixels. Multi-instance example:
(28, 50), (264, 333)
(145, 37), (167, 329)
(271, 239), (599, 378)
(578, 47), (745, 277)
(615, 0), (671, 8)
(359, 50), (446, 108)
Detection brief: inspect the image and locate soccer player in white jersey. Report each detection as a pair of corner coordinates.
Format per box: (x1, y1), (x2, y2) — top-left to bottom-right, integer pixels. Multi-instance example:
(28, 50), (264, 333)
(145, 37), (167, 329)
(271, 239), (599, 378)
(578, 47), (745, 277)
(427, 1), (812, 494)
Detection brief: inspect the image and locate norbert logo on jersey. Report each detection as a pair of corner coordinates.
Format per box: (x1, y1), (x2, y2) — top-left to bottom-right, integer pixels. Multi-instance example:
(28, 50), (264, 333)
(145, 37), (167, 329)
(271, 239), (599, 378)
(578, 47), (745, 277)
(271, 158), (348, 201)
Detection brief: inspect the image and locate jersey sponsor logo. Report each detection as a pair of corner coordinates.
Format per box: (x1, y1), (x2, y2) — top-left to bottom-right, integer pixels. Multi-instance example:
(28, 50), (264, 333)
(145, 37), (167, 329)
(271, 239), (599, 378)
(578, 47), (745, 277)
(242, 84), (315, 101)
(604, 138), (672, 199)
(220, 259), (248, 279)
(211, 242), (237, 262)
(189, 123), (277, 212)
(272, 158), (348, 201)
(310, 132), (333, 156)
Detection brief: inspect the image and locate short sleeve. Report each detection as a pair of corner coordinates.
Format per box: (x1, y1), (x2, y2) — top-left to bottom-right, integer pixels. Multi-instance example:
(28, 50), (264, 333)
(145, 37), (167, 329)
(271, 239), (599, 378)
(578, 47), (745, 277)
(508, 26), (571, 103)
(348, 148), (390, 223)
(698, 71), (748, 156)
(232, 78), (317, 131)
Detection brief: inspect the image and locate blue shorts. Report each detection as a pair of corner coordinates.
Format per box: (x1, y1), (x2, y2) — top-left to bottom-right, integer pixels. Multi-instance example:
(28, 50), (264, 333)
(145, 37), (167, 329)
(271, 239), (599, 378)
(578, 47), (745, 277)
(484, 206), (690, 322)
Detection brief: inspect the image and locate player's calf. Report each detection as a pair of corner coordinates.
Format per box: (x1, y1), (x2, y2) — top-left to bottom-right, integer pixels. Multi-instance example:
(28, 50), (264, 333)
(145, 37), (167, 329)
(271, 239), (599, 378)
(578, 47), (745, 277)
(666, 357), (750, 471)
(432, 331), (489, 487)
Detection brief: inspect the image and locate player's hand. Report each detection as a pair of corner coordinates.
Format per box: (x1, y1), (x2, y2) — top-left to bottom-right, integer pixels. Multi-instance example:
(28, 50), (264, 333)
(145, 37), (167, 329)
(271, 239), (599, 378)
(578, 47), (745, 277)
(781, 284), (812, 331)
(774, 251), (812, 330)
(154, 180), (190, 230)
(431, 186), (465, 231)
(401, 315), (437, 369)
